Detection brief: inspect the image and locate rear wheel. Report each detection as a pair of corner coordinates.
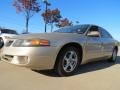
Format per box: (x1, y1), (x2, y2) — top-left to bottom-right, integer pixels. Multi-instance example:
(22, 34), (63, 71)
(55, 46), (81, 76)
(108, 48), (117, 62)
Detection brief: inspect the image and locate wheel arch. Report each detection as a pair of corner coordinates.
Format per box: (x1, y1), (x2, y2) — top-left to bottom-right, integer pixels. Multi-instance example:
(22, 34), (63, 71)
(54, 42), (83, 69)
(0, 37), (4, 49)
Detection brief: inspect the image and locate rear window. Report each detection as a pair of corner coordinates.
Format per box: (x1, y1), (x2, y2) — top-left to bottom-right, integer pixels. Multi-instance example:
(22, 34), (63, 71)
(100, 27), (113, 38)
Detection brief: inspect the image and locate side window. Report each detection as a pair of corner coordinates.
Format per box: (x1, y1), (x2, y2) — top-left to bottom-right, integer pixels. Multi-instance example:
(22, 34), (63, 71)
(87, 26), (100, 37)
(72, 25), (89, 34)
(100, 28), (113, 38)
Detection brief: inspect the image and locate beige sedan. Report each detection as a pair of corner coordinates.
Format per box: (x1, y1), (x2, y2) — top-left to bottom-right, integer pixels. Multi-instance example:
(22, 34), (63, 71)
(1, 24), (118, 76)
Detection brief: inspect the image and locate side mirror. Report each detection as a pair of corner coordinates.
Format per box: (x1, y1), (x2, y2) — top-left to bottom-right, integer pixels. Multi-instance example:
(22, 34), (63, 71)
(87, 31), (100, 37)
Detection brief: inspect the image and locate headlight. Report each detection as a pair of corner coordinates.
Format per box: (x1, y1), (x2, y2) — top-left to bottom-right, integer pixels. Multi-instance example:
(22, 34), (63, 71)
(13, 39), (50, 47)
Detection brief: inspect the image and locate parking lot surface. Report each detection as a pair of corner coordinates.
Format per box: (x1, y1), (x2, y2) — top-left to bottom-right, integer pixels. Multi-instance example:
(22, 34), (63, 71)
(0, 48), (120, 90)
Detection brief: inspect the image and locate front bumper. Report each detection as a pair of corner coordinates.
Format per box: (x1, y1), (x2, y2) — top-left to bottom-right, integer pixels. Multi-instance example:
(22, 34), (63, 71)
(1, 46), (58, 70)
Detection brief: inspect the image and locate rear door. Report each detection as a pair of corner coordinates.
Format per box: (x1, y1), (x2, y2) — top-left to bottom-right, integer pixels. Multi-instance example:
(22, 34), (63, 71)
(99, 27), (115, 57)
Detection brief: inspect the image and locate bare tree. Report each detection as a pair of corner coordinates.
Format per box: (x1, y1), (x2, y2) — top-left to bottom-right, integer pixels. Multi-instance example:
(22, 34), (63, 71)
(13, 0), (41, 33)
(56, 18), (73, 28)
(42, 8), (62, 32)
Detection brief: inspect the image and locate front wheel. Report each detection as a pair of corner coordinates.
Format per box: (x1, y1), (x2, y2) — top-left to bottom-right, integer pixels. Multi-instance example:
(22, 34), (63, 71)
(55, 46), (81, 77)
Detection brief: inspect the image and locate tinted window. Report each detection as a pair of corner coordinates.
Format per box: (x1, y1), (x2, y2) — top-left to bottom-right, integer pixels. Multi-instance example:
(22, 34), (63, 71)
(0, 29), (18, 34)
(87, 26), (100, 37)
(89, 26), (98, 32)
(54, 25), (89, 34)
(100, 28), (113, 38)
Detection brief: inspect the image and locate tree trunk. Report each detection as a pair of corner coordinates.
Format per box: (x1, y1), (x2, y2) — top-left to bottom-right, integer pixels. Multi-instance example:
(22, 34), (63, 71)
(26, 17), (29, 33)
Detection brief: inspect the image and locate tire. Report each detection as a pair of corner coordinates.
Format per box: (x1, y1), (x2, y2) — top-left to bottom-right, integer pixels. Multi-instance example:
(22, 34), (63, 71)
(0, 37), (4, 49)
(108, 48), (117, 62)
(55, 46), (81, 77)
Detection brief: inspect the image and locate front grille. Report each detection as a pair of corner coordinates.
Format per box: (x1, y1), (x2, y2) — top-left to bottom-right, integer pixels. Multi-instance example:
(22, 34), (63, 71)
(2, 55), (14, 62)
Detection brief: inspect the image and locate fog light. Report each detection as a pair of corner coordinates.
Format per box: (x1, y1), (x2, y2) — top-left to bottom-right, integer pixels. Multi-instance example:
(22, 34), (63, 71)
(11, 56), (29, 65)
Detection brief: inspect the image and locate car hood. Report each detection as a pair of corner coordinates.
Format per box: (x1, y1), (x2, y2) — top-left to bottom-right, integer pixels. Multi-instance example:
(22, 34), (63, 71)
(11, 33), (84, 40)
(0, 34), (17, 37)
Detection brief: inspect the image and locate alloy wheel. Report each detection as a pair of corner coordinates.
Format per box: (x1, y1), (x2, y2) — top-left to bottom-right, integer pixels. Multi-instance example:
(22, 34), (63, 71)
(62, 51), (78, 73)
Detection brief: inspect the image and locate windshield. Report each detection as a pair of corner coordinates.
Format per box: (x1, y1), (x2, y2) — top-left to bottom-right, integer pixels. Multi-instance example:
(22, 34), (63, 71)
(54, 25), (89, 34)
(0, 29), (18, 34)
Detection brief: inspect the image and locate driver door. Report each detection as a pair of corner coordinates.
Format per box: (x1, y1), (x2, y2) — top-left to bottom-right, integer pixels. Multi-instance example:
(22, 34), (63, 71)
(85, 26), (103, 62)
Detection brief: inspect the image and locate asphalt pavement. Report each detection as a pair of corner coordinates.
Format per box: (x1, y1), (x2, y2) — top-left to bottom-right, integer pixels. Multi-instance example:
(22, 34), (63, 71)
(0, 48), (120, 90)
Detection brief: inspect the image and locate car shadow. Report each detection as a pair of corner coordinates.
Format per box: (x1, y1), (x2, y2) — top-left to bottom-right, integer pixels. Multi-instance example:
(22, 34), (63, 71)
(75, 56), (120, 75)
(33, 56), (120, 77)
